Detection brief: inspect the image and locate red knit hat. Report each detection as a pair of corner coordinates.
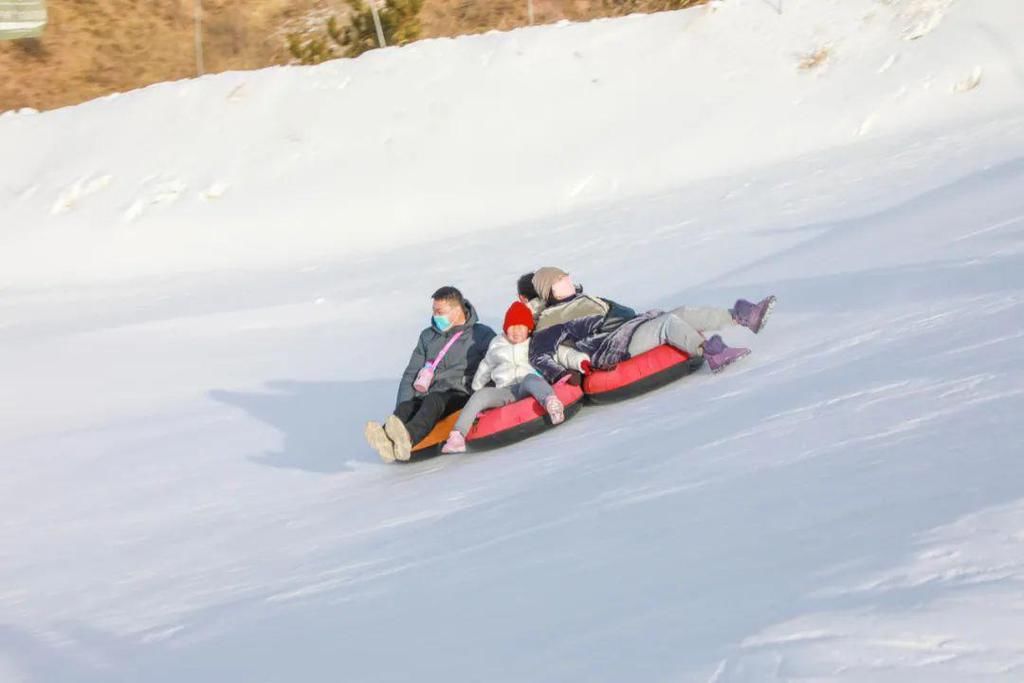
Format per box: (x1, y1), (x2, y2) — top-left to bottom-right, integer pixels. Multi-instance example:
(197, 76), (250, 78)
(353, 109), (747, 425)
(503, 301), (535, 334)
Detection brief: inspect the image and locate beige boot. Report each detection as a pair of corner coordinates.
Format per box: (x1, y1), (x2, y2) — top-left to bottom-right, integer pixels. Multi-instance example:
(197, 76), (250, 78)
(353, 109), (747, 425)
(385, 415), (413, 461)
(364, 421), (396, 463)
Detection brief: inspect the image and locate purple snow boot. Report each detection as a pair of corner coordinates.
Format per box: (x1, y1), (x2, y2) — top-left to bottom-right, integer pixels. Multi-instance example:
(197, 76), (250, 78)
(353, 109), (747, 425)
(703, 334), (751, 373)
(731, 295), (777, 334)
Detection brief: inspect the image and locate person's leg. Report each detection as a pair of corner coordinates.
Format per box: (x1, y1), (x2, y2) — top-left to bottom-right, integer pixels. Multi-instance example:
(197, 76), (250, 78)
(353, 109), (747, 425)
(370, 398), (421, 463)
(387, 394), (446, 460)
(386, 398), (425, 461)
(365, 421), (396, 462)
(443, 391), (470, 413)
(627, 313), (706, 356)
(401, 392), (455, 445)
(453, 387), (516, 436)
(393, 398), (421, 424)
(519, 374), (564, 424)
(668, 305), (736, 333)
(518, 374), (555, 403)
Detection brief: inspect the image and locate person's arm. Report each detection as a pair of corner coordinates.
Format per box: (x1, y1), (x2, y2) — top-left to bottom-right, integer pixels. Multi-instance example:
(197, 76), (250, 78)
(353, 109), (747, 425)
(396, 334), (428, 407)
(471, 337), (500, 391)
(463, 325), (496, 390)
(558, 346), (592, 373)
(529, 316), (600, 383)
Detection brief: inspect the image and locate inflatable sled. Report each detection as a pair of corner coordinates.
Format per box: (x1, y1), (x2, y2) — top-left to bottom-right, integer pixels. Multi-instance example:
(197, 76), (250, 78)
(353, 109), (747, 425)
(406, 345), (704, 457)
(411, 377), (584, 456)
(583, 344), (705, 404)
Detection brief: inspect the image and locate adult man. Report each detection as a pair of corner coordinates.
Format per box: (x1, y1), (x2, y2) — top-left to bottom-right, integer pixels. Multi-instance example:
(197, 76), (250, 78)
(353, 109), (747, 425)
(365, 286), (495, 462)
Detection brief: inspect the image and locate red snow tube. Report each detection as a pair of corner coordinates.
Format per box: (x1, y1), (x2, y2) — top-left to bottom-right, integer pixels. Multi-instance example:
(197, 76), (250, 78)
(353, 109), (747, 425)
(411, 378), (584, 455)
(583, 344), (705, 404)
(467, 377), (584, 450)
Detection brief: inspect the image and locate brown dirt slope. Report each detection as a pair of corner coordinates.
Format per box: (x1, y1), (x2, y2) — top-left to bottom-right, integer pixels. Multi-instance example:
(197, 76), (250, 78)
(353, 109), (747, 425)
(1, 0), (703, 112)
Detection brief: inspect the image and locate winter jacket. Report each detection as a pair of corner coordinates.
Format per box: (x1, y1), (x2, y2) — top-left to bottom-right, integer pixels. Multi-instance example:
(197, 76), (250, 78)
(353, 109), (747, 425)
(397, 301), (496, 407)
(472, 335), (591, 391)
(533, 293), (638, 335)
(529, 310), (663, 384)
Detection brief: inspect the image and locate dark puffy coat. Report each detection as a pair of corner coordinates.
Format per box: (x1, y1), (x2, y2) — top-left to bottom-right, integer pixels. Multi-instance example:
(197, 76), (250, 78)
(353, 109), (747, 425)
(534, 292), (638, 335)
(601, 298), (640, 334)
(397, 301), (496, 407)
(529, 310), (663, 384)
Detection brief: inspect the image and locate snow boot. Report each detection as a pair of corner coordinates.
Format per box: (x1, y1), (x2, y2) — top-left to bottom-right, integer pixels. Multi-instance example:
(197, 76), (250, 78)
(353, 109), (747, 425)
(731, 295), (777, 334)
(545, 395), (565, 425)
(385, 414), (413, 461)
(703, 334), (751, 373)
(365, 421), (396, 463)
(441, 430), (467, 454)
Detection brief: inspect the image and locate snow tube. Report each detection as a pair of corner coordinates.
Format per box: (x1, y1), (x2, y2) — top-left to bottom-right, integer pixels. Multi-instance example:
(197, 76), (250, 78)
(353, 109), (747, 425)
(411, 412), (461, 454)
(466, 378), (584, 451)
(412, 378), (584, 455)
(583, 344), (705, 404)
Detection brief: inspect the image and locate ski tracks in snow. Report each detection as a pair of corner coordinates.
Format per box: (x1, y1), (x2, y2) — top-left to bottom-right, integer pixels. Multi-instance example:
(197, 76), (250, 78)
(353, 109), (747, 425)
(42, 173), (231, 223)
(714, 501), (1024, 682)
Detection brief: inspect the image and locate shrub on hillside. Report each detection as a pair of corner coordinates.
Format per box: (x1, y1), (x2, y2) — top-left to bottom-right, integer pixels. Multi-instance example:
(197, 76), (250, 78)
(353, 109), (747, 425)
(288, 0), (423, 65)
(601, 0), (706, 13)
(287, 33), (336, 64)
(331, 0), (423, 57)
(12, 37), (47, 59)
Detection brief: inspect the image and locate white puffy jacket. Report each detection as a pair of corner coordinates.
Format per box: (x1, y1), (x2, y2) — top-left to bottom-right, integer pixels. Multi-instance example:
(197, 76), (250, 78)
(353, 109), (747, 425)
(472, 335), (590, 390)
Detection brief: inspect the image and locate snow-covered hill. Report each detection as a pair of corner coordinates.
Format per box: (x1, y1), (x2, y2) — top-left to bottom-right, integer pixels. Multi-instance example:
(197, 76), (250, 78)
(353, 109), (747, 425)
(2, 0), (1024, 681)
(2, 0), (1022, 289)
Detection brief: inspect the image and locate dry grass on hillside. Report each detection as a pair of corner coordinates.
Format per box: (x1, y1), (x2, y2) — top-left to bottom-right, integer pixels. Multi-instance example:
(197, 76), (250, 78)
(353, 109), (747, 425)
(421, 0), (705, 37)
(0, 0), (346, 111)
(1, 0), (706, 112)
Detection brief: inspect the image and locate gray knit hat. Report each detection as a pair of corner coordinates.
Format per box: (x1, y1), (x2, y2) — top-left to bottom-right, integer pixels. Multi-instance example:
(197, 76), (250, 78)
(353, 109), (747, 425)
(532, 266), (569, 302)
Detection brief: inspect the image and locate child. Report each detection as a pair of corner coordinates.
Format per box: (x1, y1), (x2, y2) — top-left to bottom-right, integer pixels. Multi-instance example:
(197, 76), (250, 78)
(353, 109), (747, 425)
(441, 301), (585, 454)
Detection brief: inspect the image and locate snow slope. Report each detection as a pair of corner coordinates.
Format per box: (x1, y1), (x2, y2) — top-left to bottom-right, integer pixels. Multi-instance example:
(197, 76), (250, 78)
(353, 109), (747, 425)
(1, 0), (1023, 288)
(2, 0), (1024, 681)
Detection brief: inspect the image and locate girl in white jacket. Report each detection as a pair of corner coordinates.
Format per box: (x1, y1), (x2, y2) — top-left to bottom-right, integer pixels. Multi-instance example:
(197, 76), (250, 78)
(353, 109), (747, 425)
(442, 301), (585, 453)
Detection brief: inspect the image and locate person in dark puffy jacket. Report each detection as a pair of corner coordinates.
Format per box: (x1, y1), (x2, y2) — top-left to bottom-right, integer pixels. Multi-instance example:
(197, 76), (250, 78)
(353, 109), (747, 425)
(517, 268), (637, 336)
(365, 286), (495, 463)
(521, 267), (776, 381)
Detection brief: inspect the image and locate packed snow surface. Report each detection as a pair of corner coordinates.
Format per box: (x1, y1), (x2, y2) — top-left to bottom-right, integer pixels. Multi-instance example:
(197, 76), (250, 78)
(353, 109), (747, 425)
(2, 0), (1024, 680)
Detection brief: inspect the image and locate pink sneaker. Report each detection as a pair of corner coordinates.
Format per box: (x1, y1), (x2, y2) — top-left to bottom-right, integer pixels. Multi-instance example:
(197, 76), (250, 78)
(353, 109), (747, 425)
(544, 396), (565, 425)
(441, 430), (466, 454)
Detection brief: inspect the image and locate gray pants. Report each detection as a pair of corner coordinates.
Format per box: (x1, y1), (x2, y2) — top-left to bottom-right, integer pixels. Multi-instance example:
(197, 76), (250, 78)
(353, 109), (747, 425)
(455, 374), (555, 435)
(627, 306), (735, 356)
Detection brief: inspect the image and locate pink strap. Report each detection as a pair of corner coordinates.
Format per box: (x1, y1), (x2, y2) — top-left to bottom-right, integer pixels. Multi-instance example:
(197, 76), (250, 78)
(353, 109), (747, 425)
(428, 330), (464, 370)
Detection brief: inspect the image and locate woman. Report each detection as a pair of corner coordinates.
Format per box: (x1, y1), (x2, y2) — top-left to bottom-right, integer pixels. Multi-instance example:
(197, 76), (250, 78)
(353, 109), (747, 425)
(521, 267), (775, 380)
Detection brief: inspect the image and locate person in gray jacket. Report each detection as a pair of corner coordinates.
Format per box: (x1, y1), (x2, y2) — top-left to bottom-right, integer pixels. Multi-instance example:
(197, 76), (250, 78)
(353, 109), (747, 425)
(365, 286), (496, 462)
